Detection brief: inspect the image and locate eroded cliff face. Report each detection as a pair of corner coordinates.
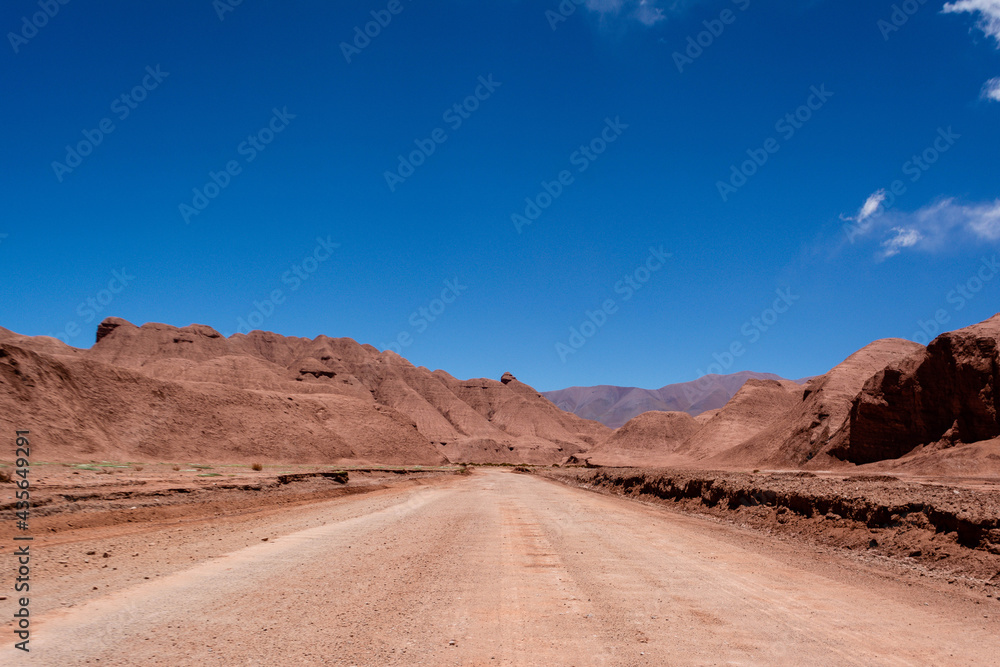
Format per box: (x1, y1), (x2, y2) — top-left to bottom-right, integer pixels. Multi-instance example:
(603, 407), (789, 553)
(0, 319), (608, 465)
(829, 315), (1000, 464)
(711, 339), (924, 468)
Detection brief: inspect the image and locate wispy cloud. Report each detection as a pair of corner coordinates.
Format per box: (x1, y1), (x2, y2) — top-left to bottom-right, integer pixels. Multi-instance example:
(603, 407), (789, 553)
(943, 0), (1000, 42)
(634, 0), (667, 25)
(586, 0), (671, 27)
(943, 1), (1000, 99)
(964, 199), (1000, 238)
(844, 193), (1000, 259)
(880, 227), (923, 258)
(983, 76), (1000, 101)
(841, 189), (887, 225)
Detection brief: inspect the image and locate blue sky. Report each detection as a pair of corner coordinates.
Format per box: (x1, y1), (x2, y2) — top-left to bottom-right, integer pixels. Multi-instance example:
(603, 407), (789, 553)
(2, 0), (999, 391)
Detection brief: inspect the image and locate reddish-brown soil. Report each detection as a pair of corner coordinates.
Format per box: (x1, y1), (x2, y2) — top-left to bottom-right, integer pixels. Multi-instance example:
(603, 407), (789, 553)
(541, 467), (1000, 592)
(7, 469), (1000, 665)
(0, 463), (462, 538)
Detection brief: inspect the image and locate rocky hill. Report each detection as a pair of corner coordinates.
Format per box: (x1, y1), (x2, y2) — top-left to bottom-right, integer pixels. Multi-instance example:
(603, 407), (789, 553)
(828, 314), (1000, 465)
(0, 318), (608, 465)
(6, 313), (1000, 474)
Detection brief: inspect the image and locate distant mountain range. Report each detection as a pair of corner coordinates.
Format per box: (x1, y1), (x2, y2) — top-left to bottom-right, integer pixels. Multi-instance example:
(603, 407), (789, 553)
(542, 371), (808, 428)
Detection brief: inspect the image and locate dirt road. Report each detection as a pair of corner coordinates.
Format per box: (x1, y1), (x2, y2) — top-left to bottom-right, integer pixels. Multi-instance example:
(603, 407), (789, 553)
(19, 470), (1000, 665)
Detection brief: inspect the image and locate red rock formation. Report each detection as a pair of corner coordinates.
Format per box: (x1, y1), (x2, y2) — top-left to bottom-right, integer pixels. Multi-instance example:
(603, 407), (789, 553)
(828, 314), (1000, 464)
(0, 341), (438, 464)
(0, 318), (607, 464)
(586, 411), (701, 467)
(680, 379), (802, 462)
(712, 339), (924, 468)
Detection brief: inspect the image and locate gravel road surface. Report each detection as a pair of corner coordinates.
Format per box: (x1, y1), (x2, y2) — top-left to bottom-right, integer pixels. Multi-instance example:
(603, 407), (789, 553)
(21, 469), (1000, 666)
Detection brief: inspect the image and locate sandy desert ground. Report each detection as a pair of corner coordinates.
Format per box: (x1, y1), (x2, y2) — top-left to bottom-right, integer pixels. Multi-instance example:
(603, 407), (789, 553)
(4, 467), (999, 666)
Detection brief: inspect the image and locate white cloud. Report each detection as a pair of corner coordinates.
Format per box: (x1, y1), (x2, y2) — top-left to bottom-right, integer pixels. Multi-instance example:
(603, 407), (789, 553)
(908, 198), (1000, 245)
(880, 227), (923, 258)
(855, 190), (887, 223)
(843, 196), (1000, 259)
(943, 0), (1000, 42)
(944, 1), (1000, 97)
(840, 190), (887, 241)
(964, 199), (1000, 238)
(983, 76), (1000, 100)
